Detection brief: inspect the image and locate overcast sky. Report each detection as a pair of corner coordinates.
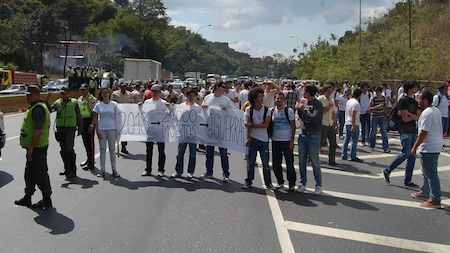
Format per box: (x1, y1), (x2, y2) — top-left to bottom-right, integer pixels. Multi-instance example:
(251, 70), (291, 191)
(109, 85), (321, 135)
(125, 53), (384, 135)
(164, 0), (396, 58)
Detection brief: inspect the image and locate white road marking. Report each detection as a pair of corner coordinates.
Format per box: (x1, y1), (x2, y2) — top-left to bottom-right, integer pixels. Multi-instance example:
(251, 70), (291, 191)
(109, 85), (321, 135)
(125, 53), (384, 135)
(292, 151), (396, 160)
(6, 135), (19, 141)
(285, 221), (450, 253)
(256, 156), (295, 253)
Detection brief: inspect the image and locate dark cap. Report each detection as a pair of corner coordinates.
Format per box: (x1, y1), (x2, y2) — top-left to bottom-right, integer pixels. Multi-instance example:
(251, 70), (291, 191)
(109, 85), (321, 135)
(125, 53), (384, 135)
(438, 82), (448, 90)
(79, 83), (88, 90)
(151, 85), (161, 91)
(25, 85), (41, 94)
(60, 87), (70, 93)
(120, 82), (128, 87)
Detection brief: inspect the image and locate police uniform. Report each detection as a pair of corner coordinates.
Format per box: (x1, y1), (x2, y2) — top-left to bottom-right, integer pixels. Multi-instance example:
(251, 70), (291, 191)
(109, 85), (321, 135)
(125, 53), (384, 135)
(52, 90), (83, 178)
(15, 85), (52, 208)
(78, 86), (97, 170)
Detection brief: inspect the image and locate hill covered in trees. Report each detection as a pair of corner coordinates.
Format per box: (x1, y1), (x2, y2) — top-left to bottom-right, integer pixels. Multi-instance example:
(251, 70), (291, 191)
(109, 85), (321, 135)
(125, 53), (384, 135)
(0, 0), (296, 77)
(293, 0), (450, 82)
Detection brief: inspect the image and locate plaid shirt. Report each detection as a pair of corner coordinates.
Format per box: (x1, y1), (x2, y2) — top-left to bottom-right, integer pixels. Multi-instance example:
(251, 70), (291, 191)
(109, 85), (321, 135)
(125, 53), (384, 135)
(285, 90), (298, 110)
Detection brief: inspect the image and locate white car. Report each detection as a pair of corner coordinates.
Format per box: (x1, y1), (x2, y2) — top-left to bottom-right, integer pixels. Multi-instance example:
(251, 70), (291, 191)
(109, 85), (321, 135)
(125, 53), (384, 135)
(0, 84), (27, 95)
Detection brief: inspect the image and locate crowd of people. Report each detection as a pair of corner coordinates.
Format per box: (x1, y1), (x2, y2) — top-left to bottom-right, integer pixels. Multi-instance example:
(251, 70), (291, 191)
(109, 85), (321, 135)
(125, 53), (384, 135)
(14, 77), (450, 209)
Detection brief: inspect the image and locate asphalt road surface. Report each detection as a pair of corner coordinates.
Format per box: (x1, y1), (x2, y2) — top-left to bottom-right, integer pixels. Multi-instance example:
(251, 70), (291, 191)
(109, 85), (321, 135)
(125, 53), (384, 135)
(1, 112), (449, 253)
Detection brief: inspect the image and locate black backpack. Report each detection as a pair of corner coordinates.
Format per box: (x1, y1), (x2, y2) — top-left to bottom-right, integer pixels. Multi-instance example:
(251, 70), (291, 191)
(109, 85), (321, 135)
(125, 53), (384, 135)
(388, 101), (402, 131)
(250, 106), (272, 137)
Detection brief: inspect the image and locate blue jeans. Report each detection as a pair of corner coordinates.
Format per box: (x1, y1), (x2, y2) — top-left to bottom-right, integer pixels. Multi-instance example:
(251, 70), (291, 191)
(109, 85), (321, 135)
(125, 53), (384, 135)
(442, 117), (449, 135)
(338, 111), (345, 137)
(360, 113), (370, 143)
(298, 134), (322, 187)
(385, 133), (417, 184)
(246, 138), (272, 185)
(205, 145), (230, 177)
(419, 153), (441, 201)
(370, 115), (389, 150)
(342, 125), (359, 160)
(175, 142), (196, 174)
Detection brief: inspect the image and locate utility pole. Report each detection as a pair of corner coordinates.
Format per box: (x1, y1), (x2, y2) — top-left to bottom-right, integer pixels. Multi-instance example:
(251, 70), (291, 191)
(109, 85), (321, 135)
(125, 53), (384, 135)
(408, 0), (412, 49)
(359, 0), (362, 47)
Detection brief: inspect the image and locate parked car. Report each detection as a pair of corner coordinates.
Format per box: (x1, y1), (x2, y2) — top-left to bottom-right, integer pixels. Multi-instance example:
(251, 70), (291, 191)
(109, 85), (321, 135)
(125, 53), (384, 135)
(169, 81), (184, 93)
(42, 79), (69, 92)
(0, 84), (27, 95)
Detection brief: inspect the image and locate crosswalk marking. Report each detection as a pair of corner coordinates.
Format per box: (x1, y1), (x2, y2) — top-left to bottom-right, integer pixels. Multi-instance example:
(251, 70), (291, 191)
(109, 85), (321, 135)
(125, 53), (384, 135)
(285, 221), (450, 253)
(291, 151), (397, 160)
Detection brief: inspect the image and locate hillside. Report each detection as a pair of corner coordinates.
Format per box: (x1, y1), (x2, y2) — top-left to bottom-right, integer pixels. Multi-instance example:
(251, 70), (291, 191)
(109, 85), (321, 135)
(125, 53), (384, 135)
(293, 0), (450, 82)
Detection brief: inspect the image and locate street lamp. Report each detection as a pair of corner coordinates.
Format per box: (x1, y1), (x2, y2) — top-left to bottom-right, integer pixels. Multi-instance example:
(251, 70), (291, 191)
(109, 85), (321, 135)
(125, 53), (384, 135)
(289, 35), (307, 53)
(196, 24), (212, 34)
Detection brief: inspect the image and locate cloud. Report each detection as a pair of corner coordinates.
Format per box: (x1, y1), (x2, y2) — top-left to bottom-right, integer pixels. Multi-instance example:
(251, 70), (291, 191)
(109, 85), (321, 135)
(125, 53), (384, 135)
(164, 0), (393, 29)
(229, 41), (277, 58)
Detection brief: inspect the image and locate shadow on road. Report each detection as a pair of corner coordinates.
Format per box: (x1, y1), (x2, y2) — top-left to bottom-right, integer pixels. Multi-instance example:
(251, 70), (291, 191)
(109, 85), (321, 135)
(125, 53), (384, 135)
(61, 176), (99, 189)
(0, 170), (14, 188)
(33, 208), (75, 235)
(274, 191), (379, 211)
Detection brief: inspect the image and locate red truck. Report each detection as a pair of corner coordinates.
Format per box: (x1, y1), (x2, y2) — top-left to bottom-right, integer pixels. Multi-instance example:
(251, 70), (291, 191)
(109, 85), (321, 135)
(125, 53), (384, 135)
(0, 68), (38, 87)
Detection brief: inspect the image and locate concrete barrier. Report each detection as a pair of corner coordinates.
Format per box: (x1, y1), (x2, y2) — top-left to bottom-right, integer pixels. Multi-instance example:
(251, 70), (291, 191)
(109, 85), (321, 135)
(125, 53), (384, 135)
(0, 91), (82, 113)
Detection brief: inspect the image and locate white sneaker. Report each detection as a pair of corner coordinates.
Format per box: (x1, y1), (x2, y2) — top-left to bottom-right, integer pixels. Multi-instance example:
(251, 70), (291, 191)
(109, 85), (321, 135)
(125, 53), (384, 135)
(186, 173), (194, 179)
(170, 173), (181, 178)
(157, 172), (164, 177)
(223, 175), (230, 183)
(296, 185), (306, 193)
(314, 186), (323, 195)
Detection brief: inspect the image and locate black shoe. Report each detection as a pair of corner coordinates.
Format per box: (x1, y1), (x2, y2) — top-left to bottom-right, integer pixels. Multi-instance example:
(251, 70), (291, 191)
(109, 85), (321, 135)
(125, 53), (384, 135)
(404, 182), (419, 188)
(328, 162), (340, 167)
(383, 170), (390, 183)
(121, 148), (129, 155)
(59, 170), (66, 176)
(32, 198), (52, 209)
(241, 182), (252, 189)
(14, 196), (32, 207)
(351, 157), (364, 163)
(266, 184), (276, 190)
(80, 160), (88, 167)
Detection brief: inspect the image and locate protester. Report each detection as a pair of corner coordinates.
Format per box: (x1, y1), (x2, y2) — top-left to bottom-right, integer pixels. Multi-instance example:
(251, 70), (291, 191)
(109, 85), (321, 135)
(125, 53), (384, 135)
(131, 82), (143, 104)
(318, 83), (339, 166)
(432, 82), (449, 136)
(200, 82), (235, 181)
(410, 90), (443, 208)
(224, 81), (240, 109)
(239, 81), (251, 109)
(263, 80), (279, 108)
(164, 84), (178, 104)
(337, 88), (350, 139)
(143, 82), (153, 101)
(141, 85), (168, 178)
(341, 89), (364, 163)
(271, 92), (296, 191)
(383, 81), (420, 187)
(284, 83), (299, 111)
(78, 84), (97, 171)
(172, 88), (199, 179)
(359, 82), (371, 146)
(91, 88), (121, 178)
(382, 83), (394, 116)
(112, 82), (132, 154)
(242, 87), (274, 189)
(52, 87), (83, 179)
(369, 86), (390, 153)
(15, 85), (53, 208)
(296, 84), (324, 194)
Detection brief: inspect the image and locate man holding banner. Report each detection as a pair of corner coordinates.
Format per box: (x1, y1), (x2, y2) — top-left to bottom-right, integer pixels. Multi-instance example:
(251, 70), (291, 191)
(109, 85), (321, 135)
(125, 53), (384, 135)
(200, 82), (235, 182)
(141, 85), (168, 178)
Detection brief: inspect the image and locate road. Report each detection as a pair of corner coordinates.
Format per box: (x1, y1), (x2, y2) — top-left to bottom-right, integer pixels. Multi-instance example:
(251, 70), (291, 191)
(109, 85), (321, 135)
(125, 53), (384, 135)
(1, 112), (450, 253)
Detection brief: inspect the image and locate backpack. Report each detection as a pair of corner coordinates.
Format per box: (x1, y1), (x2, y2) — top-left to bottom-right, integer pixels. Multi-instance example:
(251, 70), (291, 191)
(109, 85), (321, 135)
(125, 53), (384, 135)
(250, 106), (272, 138)
(388, 100), (402, 131)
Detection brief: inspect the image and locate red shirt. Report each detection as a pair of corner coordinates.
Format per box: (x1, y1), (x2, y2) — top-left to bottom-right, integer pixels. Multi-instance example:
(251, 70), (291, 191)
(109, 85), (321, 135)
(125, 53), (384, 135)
(144, 90), (153, 100)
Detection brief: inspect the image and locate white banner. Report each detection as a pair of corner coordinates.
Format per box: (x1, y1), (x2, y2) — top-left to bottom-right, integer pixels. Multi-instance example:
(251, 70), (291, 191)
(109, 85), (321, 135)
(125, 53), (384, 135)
(117, 103), (247, 153)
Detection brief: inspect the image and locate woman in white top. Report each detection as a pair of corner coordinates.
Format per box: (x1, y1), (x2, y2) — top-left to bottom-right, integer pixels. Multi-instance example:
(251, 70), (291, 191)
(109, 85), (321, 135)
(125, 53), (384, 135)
(90, 88), (121, 178)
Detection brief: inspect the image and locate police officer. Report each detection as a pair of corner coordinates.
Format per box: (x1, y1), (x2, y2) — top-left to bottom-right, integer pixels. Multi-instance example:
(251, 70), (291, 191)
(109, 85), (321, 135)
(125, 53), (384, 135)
(88, 77), (97, 96)
(52, 87), (83, 179)
(15, 85), (53, 208)
(78, 84), (97, 171)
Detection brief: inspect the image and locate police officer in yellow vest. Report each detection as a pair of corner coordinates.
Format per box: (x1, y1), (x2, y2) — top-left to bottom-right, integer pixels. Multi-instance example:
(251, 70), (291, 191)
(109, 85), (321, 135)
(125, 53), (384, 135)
(51, 87), (83, 179)
(15, 85), (53, 209)
(78, 84), (97, 170)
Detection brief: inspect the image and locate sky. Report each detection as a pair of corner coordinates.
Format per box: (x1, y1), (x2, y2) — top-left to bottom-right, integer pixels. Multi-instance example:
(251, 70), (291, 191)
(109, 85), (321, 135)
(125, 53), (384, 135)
(164, 0), (397, 58)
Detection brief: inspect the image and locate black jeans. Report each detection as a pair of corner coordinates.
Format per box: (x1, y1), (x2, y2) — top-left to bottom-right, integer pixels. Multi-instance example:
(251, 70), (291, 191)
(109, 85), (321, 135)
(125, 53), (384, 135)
(57, 127), (77, 176)
(360, 113), (370, 143)
(24, 146), (52, 197)
(272, 141), (296, 187)
(145, 142), (166, 173)
(81, 117), (95, 168)
(321, 125), (337, 164)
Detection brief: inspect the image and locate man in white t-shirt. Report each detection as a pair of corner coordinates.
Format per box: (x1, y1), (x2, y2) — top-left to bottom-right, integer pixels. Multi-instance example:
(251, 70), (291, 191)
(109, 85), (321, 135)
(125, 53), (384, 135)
(239, 81), (251, 109)
(224, 81), (240, 109)
(201, 82), (235, 181)
(411, 90), (443, 208)
(382, 83), (394, 115)
(271, 92), (296, 191)
(432, 83), (449, 136)
(342, 89), (363, 162)
(141, 85), (169, 178)
(242, 87), (274, 190)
